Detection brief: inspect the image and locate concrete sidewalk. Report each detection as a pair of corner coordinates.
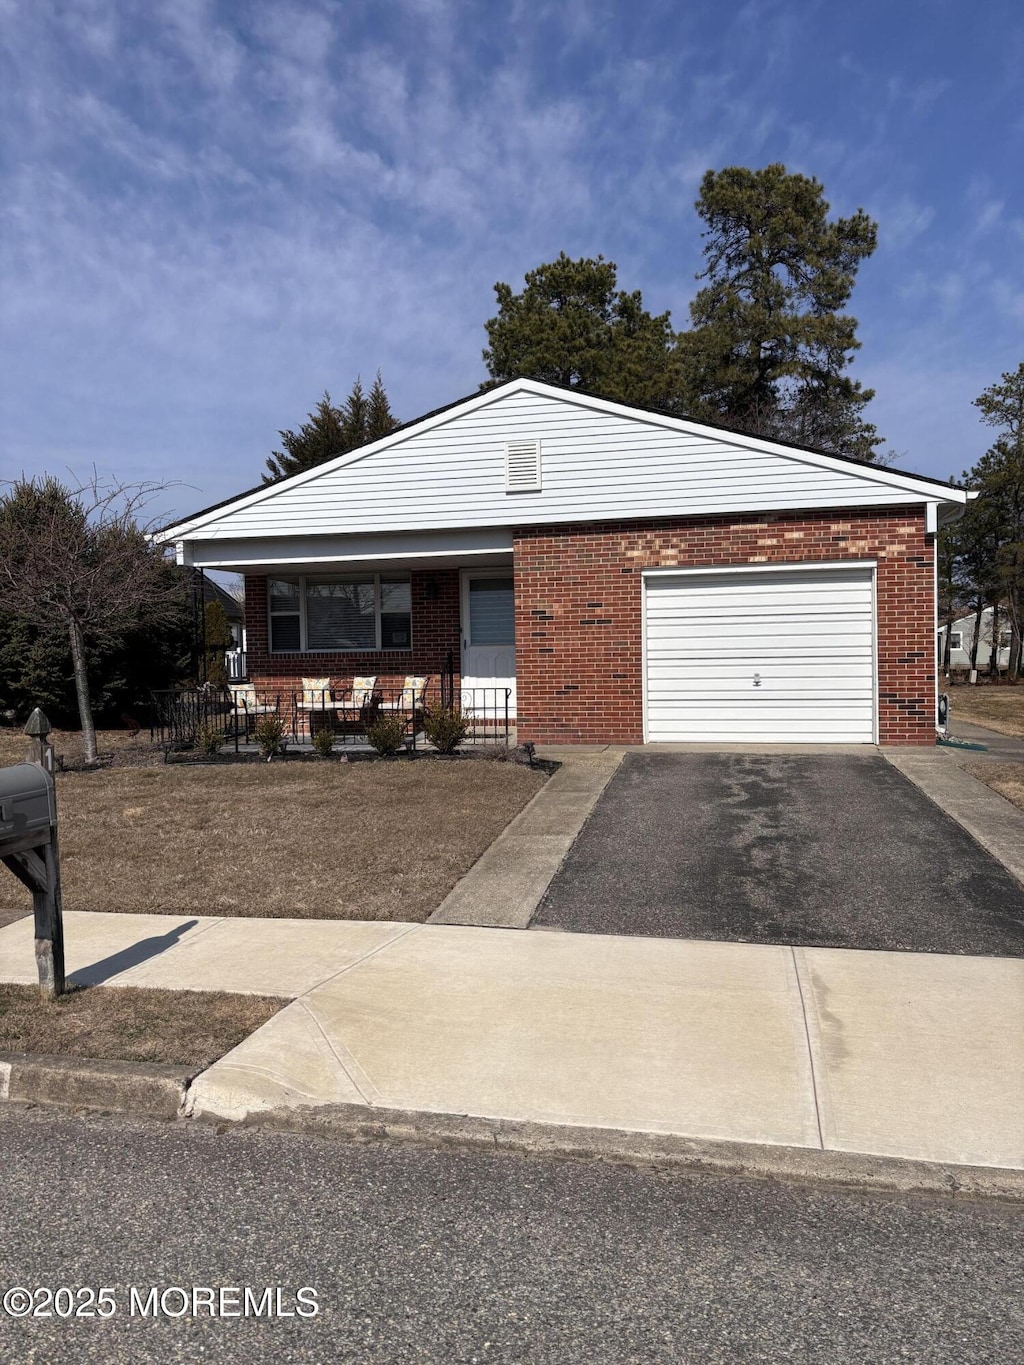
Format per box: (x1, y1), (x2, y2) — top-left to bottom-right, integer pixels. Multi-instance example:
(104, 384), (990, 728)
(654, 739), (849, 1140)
(0, 911), (1020, 1170)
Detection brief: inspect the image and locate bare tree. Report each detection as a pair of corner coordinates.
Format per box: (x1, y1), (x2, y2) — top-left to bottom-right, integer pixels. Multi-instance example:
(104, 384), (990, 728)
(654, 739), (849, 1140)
(0, 473), (186, 764)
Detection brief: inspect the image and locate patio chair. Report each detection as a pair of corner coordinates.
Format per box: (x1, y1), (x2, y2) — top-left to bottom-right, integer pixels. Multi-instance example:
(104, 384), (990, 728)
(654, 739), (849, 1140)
(377, 675), (429, 724)
(294, 676), (333, 740)
(333, 675), (378, 730)
(228, 684), (280, 739)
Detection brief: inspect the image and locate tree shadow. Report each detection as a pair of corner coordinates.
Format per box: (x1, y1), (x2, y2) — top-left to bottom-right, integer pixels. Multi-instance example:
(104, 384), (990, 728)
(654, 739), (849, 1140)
(70, 919), (201, 986)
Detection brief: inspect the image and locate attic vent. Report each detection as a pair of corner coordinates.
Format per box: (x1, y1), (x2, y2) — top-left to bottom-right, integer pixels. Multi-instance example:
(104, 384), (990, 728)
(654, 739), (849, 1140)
(505, 439), (542, 492)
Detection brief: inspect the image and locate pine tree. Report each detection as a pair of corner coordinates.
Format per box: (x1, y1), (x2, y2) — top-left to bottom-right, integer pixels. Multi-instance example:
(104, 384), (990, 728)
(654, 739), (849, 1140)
(481, 254), (679, 408)
(263, 393), (349, 482)
(366, 370), (400, 442)
(678, 164), (881, 460)
(263, 374), (400, 483)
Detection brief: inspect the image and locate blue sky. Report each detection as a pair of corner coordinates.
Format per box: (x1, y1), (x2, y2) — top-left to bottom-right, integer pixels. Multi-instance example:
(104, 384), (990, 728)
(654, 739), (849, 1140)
(2, 0), (1022, 525)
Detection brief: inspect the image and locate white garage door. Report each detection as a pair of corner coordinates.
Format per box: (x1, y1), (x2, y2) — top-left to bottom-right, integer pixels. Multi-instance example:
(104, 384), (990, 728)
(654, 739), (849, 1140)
(644, 566), (876, 744)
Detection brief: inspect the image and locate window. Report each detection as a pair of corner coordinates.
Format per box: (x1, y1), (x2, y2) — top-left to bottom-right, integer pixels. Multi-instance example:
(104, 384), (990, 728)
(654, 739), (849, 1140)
(268, 575), (412, 653)
(468, 577), (515, 645)
(949, 632), (963, 651)
(999, 629), (1012, 648)
(269, 578), (301, 652)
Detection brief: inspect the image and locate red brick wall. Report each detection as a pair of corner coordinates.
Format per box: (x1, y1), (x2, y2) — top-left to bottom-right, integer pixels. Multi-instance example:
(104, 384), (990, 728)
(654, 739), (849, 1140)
(513, 507), (936, 746)
(243, 569), (461, 695)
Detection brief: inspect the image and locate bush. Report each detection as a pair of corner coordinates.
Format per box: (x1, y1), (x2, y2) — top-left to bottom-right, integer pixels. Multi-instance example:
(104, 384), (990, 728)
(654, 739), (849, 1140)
(311, 724), (336, 758)
(254, 715), (285, 759)
(366, 713), (406, 756)
(196, 723), (223, 756)
(422, 705), (469, 755)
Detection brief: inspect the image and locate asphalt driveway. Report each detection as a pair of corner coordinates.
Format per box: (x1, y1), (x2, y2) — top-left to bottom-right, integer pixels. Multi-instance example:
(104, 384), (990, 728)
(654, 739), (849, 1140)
(533, 753), (1024, 955)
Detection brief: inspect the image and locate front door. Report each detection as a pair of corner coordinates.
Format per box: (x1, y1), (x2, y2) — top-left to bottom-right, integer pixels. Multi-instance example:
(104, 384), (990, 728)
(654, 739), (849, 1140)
(461, 572), (516, 717)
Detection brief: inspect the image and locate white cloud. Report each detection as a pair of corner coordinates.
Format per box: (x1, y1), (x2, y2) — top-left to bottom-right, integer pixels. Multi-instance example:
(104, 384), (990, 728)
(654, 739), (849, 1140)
(0, 0), (1021, 512)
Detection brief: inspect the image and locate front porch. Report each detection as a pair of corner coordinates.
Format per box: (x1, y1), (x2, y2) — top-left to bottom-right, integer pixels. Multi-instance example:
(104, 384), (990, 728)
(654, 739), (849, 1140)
(150, 676), (516, 753)
(242, 561), (516, 722)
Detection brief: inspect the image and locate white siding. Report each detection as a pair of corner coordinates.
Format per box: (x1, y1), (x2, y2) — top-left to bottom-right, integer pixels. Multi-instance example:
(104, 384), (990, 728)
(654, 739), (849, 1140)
(644, 566), (876, 744)
(186, 388), (932, 541)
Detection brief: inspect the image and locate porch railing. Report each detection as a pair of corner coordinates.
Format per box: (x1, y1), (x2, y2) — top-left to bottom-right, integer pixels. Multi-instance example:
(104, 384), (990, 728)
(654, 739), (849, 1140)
(150, 686), (244, 752)
(290, 683), (514, 747)
(150, 682), (514, 751)
(226, 649), (247, 681)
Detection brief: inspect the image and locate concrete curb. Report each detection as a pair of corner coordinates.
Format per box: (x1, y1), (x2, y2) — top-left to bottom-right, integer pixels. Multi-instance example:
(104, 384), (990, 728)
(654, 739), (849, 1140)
(3, 1052), (1022, 1202)
(0, 1051), (192, 1120)
(212, 1101), (1024, 1205)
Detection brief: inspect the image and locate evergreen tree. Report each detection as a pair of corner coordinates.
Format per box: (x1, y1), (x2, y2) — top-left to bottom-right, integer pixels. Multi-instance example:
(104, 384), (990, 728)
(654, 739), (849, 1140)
(678, 164), (881, 460)
(366, 370), (400, 441)
(970, 363), (1024, 675)
(203, 599), (233, 687)
(481, 253), (679, 408)
(263, 373), (400, 483)
(263, 392), (348, 483)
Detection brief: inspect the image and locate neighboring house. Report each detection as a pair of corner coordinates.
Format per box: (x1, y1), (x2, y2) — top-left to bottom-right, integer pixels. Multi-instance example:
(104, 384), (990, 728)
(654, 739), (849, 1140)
(938, 609), (1011, 671)
(200, 573), (247, 677)
(159, 379), (971, 746)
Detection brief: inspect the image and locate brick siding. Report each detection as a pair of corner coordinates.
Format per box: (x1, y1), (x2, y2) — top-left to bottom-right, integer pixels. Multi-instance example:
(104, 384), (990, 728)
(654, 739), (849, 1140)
(513, 507), (936, 746)
(244, 568), (461, 697)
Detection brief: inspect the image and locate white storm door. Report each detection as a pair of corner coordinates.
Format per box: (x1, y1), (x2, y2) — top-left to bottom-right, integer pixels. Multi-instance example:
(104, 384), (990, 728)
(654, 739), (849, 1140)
(644, 565), (876, 744)
(461, 572), (516, 716)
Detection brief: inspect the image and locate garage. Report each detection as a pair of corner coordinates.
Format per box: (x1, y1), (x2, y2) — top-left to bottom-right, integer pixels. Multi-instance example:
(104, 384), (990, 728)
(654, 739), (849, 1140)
(643, 564), (877, 744)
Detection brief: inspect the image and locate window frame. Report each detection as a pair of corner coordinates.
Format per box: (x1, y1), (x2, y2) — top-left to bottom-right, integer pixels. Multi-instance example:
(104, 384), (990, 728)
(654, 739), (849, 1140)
(948, 631), (963, 651)
(268, 573), (413, 654)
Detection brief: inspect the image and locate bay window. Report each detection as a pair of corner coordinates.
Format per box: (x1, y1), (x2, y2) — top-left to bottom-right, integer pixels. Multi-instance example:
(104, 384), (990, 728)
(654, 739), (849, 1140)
(269, 575), (412, 653)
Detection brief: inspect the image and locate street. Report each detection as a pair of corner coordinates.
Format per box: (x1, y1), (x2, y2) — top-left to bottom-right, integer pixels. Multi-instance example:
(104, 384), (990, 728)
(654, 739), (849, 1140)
(0, 1107), (1020, 1363)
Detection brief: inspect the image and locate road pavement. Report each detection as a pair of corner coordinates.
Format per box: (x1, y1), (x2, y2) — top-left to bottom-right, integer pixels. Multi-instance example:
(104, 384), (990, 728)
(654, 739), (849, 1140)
(0, 1106), (1021, 1364)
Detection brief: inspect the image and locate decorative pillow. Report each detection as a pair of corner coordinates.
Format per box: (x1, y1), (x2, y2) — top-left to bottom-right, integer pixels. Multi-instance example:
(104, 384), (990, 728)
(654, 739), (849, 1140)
(230, 684), (256, 709)
(301, 676), (331, 706)
(350, 675), (377, 706)
(401, 675), (427, 702)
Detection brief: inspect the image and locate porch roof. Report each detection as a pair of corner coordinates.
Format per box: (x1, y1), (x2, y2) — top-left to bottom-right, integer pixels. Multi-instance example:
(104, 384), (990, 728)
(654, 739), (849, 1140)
(176, 526), (513, 575)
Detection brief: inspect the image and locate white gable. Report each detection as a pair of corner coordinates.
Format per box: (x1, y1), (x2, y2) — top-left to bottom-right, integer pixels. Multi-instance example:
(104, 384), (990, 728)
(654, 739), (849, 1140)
(167, 381), (965, 544)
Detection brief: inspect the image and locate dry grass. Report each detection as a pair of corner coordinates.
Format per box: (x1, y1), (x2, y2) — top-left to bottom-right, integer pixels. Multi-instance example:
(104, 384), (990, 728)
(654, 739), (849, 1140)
(0, 726), (156, 768)
(0, 983), (281, 1066)
(946, 686), (1024, 739)
(0, 757), (545, 921)
(966, 762), (1024, 813)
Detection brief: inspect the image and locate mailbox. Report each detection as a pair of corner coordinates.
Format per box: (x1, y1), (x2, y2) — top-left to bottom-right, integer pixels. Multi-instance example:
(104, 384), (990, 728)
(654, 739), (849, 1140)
(0, 763), (57, 847)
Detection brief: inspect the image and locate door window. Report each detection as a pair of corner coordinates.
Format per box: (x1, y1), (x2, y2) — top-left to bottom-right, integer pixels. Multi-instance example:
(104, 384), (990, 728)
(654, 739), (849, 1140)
(469, 578), (514, 646)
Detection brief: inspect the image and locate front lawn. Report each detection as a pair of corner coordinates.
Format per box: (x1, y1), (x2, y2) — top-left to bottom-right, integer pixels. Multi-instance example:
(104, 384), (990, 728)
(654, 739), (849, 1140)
(0, 758), (546, 921)
(0, 726), (153, 767)
(0, 983), (282, 1066)
(966, 762), (1024, 814)
(947, 685), (1024, 739)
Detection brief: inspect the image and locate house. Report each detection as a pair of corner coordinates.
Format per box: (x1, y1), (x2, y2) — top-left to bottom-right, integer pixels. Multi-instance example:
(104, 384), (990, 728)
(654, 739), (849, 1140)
(158, 378), (971, 746)
(199, 572), (247, 679)
(938, 609), (1011, 672)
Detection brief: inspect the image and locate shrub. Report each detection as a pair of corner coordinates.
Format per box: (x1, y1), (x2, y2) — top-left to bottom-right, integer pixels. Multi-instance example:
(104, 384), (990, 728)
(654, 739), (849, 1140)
(423, 705), (469, 755)
(366, 713), (406, 756)
(254, 715), (285, 759)
(311, 725), (336, 758)
(196, 723), (223, 756)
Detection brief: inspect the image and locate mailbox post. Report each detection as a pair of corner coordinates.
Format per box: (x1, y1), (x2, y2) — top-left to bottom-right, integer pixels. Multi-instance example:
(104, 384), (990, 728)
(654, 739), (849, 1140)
(0, 709), (65, 998)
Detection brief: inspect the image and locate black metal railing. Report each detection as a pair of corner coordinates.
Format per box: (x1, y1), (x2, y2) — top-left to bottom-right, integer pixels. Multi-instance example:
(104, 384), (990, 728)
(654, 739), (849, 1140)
(150, 686), (243, 752)
(440, 650), (456, 709)
(457, 687), (513, 742)
(150, 680), (515, 752)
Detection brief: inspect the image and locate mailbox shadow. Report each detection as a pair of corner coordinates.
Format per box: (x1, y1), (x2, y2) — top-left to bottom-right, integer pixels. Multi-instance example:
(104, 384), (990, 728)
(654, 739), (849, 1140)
(70, 919), (201, 987)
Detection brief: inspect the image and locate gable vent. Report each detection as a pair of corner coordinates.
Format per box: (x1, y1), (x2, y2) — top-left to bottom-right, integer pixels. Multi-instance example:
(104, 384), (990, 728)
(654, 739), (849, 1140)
(505, 439), (542, 492)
